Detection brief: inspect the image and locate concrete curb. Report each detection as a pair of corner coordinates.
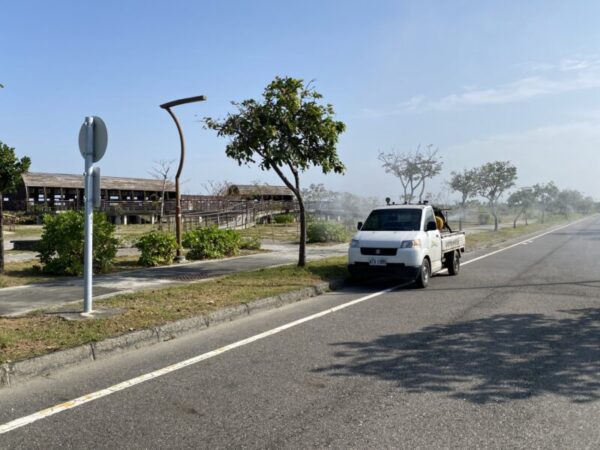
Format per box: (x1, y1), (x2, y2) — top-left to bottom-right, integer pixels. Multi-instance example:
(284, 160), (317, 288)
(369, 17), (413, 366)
(0, 279), (343, 389)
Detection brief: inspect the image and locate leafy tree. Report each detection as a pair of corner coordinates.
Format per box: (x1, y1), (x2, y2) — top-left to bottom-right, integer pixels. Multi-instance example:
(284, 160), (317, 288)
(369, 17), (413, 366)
(448, 168), (478, 230)
(554, 189), (592, 217)
(0, 141), (31, 273)
(205, 76), (346, 266)
(580, 196), (596, 214)
(476, 161), (517, 231)
(378, 145), (442, 203)
(532, 182), (559, 224)
(507, 188), (535, 228)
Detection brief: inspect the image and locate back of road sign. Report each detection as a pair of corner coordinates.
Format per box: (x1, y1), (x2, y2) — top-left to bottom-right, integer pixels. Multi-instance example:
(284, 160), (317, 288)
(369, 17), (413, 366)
(79, 116), (108, 162)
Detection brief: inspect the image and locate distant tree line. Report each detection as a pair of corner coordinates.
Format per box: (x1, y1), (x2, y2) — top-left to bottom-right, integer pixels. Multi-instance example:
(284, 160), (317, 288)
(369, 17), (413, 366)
(449, 167), (596, 231)
(376, 145), (596, 232)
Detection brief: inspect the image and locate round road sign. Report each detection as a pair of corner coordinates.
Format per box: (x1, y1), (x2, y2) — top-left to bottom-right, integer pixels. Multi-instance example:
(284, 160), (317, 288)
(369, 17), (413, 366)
(79, 116), (108, 162)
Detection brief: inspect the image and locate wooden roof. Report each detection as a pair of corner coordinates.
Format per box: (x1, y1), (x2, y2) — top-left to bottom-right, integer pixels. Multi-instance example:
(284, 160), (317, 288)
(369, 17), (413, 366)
(227, 184), (293, 197)
(22, 172), (175, 192)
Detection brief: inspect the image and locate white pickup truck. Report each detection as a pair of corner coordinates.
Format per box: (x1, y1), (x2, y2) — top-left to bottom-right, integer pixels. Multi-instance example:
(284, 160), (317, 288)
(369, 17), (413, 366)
(347, 204), (466, 288)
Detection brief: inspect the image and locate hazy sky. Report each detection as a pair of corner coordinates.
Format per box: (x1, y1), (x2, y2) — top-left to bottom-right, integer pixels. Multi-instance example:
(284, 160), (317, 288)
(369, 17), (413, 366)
(2, 1), (600, 201)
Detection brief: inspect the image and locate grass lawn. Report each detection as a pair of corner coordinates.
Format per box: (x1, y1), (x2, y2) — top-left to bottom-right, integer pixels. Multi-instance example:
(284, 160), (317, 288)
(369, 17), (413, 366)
(114, 224), (158, 246)
(238, 223), (300, 242)
(3, 225), (43, 240)
(0, 256), (348, 364)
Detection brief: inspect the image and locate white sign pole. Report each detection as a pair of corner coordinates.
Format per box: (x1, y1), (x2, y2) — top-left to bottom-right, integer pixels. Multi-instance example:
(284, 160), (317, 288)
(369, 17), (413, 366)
(83, 116), (95, 315)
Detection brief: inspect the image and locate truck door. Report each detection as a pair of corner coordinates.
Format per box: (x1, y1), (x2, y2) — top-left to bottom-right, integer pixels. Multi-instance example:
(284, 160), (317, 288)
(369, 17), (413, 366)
(425, 208), (442, 272)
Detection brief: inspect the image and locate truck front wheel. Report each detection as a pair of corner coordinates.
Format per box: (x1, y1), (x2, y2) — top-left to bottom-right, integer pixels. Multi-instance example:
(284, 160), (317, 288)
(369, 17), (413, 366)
(415, 258), (431, 288)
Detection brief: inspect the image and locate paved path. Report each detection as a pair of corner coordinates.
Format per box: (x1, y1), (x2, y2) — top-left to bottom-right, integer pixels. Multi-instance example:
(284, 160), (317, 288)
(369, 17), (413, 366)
(0, 242), (347, 317)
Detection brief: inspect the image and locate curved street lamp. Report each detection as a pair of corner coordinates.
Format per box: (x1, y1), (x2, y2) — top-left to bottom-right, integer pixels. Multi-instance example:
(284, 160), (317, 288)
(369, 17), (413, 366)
(160, 95), (207, 262)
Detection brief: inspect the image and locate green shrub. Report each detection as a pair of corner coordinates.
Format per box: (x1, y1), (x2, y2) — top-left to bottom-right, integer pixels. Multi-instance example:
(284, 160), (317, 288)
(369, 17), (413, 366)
(183, 226), (242, 260)
(37, 211), (118, 275)
(307, 222), (349, 243)
(273, 214), (295, 224)
(135, 231), (178, 266)
(240, 235), (261, 250)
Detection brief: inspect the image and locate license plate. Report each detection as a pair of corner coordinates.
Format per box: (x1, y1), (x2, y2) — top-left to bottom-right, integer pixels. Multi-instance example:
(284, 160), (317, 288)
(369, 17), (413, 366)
(369, 258), (387, 266)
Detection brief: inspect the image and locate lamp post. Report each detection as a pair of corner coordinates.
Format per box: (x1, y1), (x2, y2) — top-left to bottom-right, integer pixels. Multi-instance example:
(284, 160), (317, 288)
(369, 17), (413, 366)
(160, 95), (206, 262)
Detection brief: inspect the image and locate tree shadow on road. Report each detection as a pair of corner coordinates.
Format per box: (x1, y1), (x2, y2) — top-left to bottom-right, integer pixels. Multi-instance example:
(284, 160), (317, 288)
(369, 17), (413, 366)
(314, 308), (600, 404)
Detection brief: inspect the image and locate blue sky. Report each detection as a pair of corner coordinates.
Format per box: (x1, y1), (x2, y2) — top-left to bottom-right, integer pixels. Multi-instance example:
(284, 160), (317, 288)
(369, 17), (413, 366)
(2, 0), (600, 200)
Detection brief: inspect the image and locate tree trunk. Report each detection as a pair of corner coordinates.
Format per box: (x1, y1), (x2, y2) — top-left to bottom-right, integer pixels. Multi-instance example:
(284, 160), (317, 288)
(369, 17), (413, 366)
(0, 194), (4, 273)
(418, 179), (426, 203)
(491, 202), (499, 231)
(513, 209), (522, 229)
(268, 160), (306, 267)
(298, 197), (306, 267)
(159, 179), (166, 230)
(541, 202), (546, 224)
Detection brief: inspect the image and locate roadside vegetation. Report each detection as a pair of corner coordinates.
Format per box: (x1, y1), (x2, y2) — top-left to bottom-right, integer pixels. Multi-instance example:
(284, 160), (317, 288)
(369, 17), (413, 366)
(0, 256), (347, 364)
(37, 211), (119, 275)
(307, 222), (350, 243)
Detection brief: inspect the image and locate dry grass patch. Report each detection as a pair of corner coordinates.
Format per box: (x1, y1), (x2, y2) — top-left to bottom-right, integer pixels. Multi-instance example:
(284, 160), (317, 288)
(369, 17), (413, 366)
(0, 256), (348, 364)
(238, 223), (300, 243)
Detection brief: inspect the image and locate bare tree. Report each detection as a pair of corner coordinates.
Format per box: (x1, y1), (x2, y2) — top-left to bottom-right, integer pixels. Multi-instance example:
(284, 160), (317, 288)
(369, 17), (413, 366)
(201, 180), (231, 196)
(415, 145), (443, 202)
(149, 159), (175, 229)
(448, 168), (479, 230)
(378, 145), (442, 203)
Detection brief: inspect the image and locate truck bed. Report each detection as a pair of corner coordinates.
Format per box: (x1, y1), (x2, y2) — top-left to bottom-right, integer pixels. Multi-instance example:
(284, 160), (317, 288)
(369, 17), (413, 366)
(440, 231), (466, 253)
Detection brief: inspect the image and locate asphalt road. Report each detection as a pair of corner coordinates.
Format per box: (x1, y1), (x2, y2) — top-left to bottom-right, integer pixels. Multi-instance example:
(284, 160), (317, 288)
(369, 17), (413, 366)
(1, 217), (600, 449)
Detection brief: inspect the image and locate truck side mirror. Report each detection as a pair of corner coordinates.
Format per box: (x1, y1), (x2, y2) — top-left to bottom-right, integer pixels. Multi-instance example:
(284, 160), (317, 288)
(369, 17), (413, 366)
(426, 221), (437, 231)
(357, 221), (363, 230)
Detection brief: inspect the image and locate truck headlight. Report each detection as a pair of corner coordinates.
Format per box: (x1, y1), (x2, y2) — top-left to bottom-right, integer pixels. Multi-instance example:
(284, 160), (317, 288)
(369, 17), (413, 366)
(400, 239), (421, 248)
(350, 239), (360, 248)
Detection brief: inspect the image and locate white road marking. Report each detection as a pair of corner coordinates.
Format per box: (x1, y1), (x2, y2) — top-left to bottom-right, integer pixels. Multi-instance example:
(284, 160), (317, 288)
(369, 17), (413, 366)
(0, 216), (592, 435)
(0, 284), (407, 435)
(461, 218), (588, 267)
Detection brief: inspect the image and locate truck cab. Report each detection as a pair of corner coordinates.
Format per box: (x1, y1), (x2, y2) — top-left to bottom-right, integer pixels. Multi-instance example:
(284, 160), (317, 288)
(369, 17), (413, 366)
(347, 204), (465, 288)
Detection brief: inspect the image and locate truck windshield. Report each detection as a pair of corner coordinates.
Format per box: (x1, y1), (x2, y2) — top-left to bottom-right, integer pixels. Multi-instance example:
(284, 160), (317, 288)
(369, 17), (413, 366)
(361, 209), (423, 231)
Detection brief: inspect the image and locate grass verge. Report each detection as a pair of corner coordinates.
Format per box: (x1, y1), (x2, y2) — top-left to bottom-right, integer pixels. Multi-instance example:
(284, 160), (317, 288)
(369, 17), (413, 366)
(0, 256), (348, 364)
